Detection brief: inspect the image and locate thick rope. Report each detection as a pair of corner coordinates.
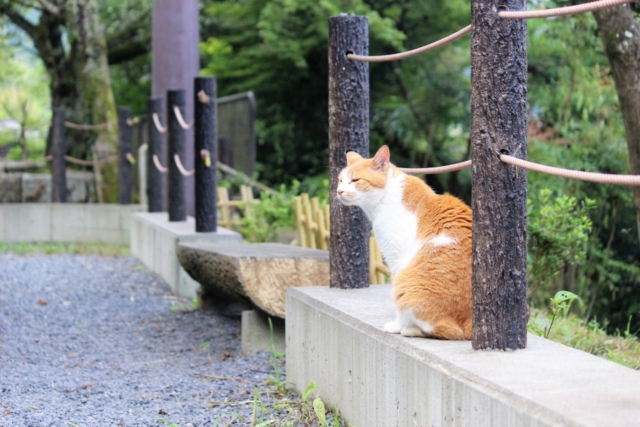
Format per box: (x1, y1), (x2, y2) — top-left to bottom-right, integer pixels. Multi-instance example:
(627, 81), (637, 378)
(399, 160), (472, 175)
(152, 154), (168, 173)
(45, 154), (117, 166)
(174, 154), (195, 177)
(499, 0), (634, 19)
(500, 155), (640, 186)
(152, 113), (167, 134)
(64, 121), (109, 131)
(173, 106), (194, 130)
(347, 25), (472, 63)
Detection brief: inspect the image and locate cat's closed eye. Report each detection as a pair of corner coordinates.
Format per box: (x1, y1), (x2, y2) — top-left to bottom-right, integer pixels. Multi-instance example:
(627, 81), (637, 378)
(350, 178), (361, 183)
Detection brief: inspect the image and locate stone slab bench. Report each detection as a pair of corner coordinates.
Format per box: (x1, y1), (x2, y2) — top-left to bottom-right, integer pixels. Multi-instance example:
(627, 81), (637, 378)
(177, 242), (329, 318)
(177, 242), (329, 355)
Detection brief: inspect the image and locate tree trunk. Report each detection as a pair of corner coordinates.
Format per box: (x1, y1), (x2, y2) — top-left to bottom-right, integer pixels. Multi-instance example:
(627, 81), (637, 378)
(593, 4), (640, 244)
(470, 0), (529, 350)
(66, 0), (119, 202)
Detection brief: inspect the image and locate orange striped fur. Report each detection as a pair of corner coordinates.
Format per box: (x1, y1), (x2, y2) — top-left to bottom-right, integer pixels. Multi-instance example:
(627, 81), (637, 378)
(337, 146), (472, 340)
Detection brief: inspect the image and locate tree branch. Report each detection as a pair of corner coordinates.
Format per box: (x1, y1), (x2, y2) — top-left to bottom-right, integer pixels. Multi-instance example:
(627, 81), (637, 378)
(38, 0), (58, 15)
(0, 4), (40, 42)
(107, 36), (150, 65)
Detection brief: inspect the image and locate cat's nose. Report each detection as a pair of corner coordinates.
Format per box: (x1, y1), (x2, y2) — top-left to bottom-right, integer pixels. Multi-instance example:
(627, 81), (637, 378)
(337, 189), (344, 196)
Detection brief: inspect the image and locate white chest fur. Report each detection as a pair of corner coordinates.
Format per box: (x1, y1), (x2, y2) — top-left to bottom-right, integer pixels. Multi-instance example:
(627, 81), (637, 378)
(363, 173), (423, 276)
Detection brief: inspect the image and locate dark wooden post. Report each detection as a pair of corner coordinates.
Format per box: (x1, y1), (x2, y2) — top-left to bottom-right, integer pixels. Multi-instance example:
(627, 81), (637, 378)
(147, 98), (165, 212)
(167, 89), (187, 221)
(328, 15), (370, 289)
(51, 108), (67, 203)
(117, 107), (132, 204)
(471, 0), (529, 350)
(194, 77), (218, 232)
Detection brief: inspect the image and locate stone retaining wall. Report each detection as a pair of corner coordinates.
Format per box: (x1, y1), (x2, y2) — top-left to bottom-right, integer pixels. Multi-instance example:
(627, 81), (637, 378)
(0, 172), (97, 203)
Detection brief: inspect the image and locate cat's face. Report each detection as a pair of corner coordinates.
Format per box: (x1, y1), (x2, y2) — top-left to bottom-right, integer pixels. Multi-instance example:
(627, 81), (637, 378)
(336, 146), (391, 207)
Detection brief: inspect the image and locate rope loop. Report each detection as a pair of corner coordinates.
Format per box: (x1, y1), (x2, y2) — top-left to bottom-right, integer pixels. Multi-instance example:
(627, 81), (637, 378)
(347, 25), (471, 63)
(173, 106), (194, 130)
(174, 154), (195, 176)
(152, 154), (168, 173)
(498, 0), (634, 19)
(152, 113), (167, 134)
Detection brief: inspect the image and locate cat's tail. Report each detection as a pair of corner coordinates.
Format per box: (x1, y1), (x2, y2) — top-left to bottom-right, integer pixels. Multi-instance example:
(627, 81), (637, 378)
(431, 319), (471, 340)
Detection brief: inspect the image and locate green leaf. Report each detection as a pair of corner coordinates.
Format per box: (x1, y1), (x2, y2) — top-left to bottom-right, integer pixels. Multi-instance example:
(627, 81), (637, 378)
(313, 397), (328, 427)
(302, 381), (317, 401)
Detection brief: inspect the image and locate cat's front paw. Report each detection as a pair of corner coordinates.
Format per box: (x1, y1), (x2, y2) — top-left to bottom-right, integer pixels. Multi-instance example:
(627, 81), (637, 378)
(383, 321), (402, 334)
(401, 326), (425, 337)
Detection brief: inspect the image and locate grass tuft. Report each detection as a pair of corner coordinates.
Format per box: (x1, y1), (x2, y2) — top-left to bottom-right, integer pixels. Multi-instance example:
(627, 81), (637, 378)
(0, 241), (129, 257)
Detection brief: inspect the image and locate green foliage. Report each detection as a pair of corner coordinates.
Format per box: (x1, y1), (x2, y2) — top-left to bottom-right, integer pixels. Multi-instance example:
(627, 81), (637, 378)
(0, 40), (50, 160)
(527, 10), (640, 333)
(200, 0), (471, 187)
(527, 188), (595, 298)
(238, 183), (299, 243)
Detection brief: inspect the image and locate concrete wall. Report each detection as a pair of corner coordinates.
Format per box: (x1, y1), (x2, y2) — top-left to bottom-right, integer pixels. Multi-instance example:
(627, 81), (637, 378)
(130, 212), (241, 298)
(287, 285), (640, 427)
(0, 203), (144, 245)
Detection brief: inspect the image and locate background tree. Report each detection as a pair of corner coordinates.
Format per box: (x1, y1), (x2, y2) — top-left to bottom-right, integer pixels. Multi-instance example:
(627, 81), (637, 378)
(592, 4), (640, 244)
(200, 0), (471, 197)
(0, 0), (119, 201)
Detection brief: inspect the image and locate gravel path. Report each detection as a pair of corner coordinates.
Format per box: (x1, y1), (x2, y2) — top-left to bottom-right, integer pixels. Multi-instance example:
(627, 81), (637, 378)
(0, 253), (286, 427)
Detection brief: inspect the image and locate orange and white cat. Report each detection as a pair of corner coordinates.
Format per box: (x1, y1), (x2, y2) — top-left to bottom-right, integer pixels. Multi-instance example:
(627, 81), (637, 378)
(336, 145), (472, 340)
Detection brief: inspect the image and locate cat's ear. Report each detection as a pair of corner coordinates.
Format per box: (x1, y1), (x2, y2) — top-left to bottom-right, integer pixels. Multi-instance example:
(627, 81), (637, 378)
(372, 145), (390, 171)
(346, 150), (363, 165)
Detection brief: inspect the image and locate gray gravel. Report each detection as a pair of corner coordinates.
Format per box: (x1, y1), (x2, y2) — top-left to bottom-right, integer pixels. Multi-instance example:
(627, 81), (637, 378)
(0, 253), (286, 427)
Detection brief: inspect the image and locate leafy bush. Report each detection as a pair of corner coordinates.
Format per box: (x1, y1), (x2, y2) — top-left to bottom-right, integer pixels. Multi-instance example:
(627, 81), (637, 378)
(238, 182), (299, 243)
(527, 188), (595, 302)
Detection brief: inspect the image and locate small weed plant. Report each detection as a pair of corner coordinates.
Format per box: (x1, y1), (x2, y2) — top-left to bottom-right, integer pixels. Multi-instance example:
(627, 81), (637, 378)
(528, 290), (580, 338)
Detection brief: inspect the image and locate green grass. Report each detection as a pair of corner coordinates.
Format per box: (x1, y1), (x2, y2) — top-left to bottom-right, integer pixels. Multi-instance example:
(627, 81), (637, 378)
(531, 309), (640, 370)
(0, 241), (130, 257)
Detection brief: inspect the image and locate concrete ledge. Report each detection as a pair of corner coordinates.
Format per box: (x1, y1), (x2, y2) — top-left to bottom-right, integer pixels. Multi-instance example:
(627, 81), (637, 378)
(286, 285), (640, 427)
(0, 203), (144, 245)
(130, 212), (242, 298)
